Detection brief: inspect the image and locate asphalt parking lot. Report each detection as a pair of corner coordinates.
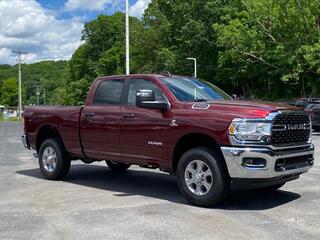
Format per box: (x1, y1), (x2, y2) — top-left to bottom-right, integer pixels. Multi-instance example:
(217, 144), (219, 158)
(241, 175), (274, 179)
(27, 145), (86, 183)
(0, 122), (319, 240)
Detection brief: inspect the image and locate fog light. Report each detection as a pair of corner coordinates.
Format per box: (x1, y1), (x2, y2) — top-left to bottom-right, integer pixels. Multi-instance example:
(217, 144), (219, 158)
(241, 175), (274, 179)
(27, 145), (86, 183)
(242, 158), (266, 168)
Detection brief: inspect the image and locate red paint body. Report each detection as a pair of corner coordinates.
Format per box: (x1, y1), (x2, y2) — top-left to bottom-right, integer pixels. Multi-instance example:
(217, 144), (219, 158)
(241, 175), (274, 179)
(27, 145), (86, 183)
(23, 74), (298, 171)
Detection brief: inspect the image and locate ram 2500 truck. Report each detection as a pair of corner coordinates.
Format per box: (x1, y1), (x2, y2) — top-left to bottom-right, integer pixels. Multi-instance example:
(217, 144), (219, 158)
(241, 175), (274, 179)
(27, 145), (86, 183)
(22, 73), (314, 206)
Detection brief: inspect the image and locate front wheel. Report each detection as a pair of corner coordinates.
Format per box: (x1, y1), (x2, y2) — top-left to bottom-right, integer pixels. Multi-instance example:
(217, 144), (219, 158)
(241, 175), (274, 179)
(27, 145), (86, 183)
(176, 147), (230, 207)
(39, 138), (70, 180)
(106, 161), (130, 173)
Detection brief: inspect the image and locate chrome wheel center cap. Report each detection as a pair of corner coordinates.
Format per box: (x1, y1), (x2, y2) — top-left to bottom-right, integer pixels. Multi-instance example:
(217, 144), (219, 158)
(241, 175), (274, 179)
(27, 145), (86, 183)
(184, 160), (213, 196)
(195, 172), (204, 183)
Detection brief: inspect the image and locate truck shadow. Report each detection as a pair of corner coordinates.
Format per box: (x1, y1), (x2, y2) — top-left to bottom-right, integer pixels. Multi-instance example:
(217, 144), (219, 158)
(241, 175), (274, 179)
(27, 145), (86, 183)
(16, 163), (301, 210)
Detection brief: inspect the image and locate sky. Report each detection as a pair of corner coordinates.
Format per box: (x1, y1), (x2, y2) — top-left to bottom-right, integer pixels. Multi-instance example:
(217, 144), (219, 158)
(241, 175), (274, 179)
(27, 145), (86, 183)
(0, 0), (151, 65)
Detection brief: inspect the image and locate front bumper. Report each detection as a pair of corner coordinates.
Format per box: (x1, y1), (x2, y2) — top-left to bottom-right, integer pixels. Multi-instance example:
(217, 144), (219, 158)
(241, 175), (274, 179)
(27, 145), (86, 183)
(22, 134), (30, 149)
(221, 144), (314, 179)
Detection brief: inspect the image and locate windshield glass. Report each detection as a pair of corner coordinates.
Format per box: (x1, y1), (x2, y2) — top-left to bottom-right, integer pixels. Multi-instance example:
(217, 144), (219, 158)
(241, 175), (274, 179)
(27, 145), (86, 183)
(160, 76), (232, 101)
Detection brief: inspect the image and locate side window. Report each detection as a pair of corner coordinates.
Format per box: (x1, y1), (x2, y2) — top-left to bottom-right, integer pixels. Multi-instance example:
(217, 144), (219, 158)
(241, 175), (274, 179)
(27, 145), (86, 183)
(93, 80), (124, 105)
(127, 79), (165, 106)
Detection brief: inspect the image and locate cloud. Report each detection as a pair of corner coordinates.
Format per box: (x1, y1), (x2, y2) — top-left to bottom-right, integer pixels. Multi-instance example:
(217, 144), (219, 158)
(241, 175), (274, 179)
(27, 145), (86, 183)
(64, 0), (150, 17)
(64, 0), (114, 12)
(0, 0), (83, 65)
(129, 0), (151, 18)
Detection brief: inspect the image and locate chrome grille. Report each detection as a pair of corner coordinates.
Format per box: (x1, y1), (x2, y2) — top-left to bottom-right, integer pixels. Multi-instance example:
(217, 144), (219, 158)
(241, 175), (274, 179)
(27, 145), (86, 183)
(271, 113), (311, 146)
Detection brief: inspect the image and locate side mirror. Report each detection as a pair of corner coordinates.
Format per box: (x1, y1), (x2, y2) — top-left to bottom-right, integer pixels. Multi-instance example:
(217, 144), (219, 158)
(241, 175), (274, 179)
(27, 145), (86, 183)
(232, 94), (239, 100)
(136, 89), (169, 110)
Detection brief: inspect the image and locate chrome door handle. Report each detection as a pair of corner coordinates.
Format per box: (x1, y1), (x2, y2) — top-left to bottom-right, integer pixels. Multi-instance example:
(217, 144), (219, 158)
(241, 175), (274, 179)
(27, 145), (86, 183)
(84, 112), (95, 117)
(122, 113), (135, 119)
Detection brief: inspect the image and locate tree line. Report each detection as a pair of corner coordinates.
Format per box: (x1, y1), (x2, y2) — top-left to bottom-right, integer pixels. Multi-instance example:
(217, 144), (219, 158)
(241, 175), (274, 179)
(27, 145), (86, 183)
(1, 0), (319, 107)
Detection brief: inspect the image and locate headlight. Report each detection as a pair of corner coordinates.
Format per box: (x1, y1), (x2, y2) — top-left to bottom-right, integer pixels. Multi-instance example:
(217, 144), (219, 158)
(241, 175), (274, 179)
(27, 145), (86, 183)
(228, 119), (272, 142)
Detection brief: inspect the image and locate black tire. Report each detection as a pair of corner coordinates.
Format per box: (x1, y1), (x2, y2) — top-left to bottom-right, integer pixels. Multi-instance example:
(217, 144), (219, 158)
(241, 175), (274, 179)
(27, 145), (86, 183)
(39, 138), (70, 180)
(176, 147), (230, 207)
(261, 183), (285, 191)
(106, 161), (130, 173)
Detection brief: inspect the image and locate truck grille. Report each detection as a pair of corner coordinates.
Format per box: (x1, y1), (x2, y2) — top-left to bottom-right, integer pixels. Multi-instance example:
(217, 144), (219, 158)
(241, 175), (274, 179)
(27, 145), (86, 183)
(275, 154), (314, 172)
(271, 113), (311, 146)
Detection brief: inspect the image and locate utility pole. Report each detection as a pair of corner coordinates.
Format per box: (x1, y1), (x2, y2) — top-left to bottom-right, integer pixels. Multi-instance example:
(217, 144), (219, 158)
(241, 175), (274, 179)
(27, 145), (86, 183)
(12, 50), (28, 119)
(187, 57), (197, 78)
(125, 0), (129, 75)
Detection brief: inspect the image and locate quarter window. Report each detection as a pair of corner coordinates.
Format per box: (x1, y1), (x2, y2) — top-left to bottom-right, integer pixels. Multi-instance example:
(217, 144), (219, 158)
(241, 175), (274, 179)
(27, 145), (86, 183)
(93, 80), (124, 105)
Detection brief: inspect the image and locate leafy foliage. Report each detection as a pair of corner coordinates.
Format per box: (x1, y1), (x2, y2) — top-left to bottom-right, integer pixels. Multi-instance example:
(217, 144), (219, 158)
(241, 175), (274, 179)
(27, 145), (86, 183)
(1, 77), (25, 107)
(1, 1), (319, 107)
(0, 61), (68, 106)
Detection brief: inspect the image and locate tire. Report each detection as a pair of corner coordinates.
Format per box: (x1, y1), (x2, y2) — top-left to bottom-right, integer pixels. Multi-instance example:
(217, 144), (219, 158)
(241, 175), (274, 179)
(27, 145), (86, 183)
(106, 161), (130, 173)
(39, 138), (70, 180)
(176, 147), (230, 207)
(261, 183), (285, 191)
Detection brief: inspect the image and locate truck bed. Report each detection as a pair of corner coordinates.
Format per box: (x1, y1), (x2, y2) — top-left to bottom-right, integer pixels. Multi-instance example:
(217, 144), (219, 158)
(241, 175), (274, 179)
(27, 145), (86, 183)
(24, 106), (84, 156)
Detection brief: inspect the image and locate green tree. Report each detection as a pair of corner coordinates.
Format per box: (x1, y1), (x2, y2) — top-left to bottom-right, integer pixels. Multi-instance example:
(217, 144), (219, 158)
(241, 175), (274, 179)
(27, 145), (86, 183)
(67, 12), (144, 105)
(213, 0), (320, 98)
(0, 61), (69, 106)
(1, 77), (25, 107)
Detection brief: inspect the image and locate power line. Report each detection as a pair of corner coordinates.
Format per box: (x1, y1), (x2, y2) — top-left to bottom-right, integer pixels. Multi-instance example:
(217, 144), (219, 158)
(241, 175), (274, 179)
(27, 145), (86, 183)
(12, 50), (28, 119)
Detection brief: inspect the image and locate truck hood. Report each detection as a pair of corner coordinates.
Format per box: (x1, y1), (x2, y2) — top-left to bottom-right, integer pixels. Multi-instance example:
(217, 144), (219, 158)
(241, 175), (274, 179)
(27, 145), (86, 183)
(186, 100), (300, 119)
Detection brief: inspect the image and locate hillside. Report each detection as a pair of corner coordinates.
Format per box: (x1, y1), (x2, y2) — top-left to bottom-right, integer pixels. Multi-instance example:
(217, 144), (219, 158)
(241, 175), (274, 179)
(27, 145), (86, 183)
(0, 61), (69, 106)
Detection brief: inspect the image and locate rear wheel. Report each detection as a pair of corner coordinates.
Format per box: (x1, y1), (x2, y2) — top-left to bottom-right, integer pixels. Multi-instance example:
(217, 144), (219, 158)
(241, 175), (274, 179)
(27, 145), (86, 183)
(39, 138), (70, 180)
(106, 161), (130, 173)
(176, 147), (230, 207)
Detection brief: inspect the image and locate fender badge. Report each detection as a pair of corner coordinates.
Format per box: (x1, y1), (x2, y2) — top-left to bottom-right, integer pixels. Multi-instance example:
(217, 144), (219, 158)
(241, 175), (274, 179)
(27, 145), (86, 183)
(191, 103), (210, 109)
(170, 119), (178, 127)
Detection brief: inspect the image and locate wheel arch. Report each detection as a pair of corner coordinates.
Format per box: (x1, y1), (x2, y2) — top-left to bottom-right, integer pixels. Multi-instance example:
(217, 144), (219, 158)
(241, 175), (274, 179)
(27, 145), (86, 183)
(171, 133), (228, 174)
(36, 124), (65, 153)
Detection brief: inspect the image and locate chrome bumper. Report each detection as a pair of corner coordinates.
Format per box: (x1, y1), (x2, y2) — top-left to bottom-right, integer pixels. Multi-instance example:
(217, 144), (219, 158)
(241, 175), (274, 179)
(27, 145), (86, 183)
(22, 134), (30, 149)
(221, 144), (314, 179)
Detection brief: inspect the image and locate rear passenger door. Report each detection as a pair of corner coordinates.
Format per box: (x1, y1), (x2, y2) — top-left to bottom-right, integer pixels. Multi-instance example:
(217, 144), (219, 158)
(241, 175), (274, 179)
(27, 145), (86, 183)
(81, 79), (125, 161)
(120, 78), (170, 165)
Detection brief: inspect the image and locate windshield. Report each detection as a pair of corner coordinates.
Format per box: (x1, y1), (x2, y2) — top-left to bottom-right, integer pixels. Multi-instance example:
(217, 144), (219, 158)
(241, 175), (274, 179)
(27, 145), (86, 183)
(160, 76), (232, 101)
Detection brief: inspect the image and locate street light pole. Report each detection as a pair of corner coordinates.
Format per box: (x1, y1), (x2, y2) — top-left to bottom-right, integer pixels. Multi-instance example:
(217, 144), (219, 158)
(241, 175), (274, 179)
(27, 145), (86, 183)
(125, 0), (129, 75)
(187, 57), (197, 78)
(36, 89), (40, 106)
(12, 50), (27, 119)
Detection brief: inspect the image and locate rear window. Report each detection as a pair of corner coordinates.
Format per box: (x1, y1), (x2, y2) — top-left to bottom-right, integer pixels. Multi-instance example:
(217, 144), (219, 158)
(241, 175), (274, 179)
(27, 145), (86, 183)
(93, 80), (124, 105)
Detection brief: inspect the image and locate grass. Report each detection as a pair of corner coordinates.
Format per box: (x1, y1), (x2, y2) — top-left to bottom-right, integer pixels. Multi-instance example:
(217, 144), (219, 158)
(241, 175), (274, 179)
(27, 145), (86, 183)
(0, 113), (22, 122)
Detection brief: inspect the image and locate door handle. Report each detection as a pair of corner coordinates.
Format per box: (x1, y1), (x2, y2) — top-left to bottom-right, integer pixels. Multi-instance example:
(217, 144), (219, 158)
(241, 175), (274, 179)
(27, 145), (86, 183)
(84, 112), (95, 117)
(122, 113), (135, 119)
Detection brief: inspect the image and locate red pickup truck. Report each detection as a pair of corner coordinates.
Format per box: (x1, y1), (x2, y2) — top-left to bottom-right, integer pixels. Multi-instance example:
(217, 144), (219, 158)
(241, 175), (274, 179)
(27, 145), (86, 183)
(22, 73), (314, 206)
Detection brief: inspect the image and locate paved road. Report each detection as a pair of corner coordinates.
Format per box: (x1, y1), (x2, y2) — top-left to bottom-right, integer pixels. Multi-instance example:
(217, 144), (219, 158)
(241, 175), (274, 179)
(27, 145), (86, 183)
(0, 122), (319, 240)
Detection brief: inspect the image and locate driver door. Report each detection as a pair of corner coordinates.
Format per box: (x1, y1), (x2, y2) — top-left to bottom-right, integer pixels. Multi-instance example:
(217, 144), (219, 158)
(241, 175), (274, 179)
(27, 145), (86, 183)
(120, 78), (170, 165)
